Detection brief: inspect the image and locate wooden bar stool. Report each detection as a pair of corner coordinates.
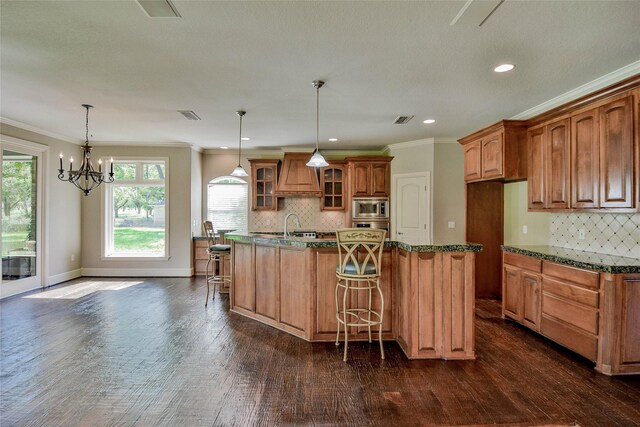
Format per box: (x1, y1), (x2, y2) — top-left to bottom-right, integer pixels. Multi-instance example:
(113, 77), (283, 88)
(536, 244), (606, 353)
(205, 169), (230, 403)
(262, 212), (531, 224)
(335, 228), (386, 361)
(202, 221), (231, 306)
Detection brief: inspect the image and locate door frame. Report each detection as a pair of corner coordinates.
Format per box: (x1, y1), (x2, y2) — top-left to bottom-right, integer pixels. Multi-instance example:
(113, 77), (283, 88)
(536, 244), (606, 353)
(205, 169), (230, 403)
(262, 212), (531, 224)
(391, 171), (431, 244)
(0, 136), (49, 298)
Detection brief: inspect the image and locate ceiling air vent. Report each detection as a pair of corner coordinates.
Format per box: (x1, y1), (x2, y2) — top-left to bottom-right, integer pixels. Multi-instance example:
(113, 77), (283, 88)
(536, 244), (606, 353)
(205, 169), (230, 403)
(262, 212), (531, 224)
(137, 0), (181, 18)
(178, 110), (201, 121)
(393, 115), (414, 125)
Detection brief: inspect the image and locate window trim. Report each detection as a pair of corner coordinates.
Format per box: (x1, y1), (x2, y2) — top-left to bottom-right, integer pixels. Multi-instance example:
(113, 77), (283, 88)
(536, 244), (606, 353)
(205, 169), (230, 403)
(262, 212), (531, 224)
(102, 157), (170, 260)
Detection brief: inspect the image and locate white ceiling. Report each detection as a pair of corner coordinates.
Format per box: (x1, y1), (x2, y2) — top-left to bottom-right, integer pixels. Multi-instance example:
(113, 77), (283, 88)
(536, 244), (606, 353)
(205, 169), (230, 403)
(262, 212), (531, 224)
(1, 1), (639, 150)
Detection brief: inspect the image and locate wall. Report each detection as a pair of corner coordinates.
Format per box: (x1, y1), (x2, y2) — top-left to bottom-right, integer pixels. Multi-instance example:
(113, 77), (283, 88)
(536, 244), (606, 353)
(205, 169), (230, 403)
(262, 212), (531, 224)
(190, 148), (202, 237)
(388, 138), (465, 243)
(81, 145), (193, 276)
(503, 182), (550, 245)
(1, 123), (83, 286)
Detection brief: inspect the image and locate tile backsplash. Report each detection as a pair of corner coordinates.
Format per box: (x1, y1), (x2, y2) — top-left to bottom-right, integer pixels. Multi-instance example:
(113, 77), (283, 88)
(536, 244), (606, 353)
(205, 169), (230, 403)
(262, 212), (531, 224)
(550, 213), (640, 259)
(250, 197), (347, 231)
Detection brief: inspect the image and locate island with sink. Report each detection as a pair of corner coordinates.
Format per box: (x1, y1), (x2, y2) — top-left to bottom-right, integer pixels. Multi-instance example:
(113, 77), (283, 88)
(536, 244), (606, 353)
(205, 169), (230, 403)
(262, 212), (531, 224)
(225, 231), (482, 360)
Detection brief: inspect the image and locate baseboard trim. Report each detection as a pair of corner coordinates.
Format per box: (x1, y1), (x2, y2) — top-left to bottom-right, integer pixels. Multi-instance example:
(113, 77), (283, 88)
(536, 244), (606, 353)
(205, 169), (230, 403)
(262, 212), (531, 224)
(46, 269), (82, 287)
(81, 268), (193, 277)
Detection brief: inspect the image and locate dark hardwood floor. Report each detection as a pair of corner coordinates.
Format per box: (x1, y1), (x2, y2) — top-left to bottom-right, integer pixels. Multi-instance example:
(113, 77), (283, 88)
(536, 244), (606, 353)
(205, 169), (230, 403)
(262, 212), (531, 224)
(1, 277), (639, 427)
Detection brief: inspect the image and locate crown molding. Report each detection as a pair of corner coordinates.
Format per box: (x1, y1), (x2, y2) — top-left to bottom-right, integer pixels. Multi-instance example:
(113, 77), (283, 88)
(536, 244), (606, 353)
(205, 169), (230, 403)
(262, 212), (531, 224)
(91, 140), (194, 148)
(511, 60), (640, 120)
(0, 116), (81, 144)
(385, 138), (434, 151)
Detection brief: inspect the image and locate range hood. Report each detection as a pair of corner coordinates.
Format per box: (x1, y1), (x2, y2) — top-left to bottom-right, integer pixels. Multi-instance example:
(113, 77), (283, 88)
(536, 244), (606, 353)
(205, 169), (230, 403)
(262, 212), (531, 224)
(275, 152), (322, 197)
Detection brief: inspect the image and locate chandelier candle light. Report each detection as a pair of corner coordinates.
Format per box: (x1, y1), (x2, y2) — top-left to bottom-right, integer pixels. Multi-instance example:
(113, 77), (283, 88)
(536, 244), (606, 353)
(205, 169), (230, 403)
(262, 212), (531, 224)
(230, 110), (248, 177)
(58, 104), (114, 195)
(306, 80), (329, 168)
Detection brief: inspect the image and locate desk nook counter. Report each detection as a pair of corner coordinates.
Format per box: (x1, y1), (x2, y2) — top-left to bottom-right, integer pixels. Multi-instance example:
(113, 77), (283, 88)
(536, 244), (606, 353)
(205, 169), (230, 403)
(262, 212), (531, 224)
(225, 232), (482, 360)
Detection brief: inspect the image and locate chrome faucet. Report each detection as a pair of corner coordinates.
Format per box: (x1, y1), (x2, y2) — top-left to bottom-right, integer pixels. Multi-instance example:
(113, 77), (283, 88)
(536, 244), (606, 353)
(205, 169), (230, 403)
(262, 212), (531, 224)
(284, 213), (301, 237)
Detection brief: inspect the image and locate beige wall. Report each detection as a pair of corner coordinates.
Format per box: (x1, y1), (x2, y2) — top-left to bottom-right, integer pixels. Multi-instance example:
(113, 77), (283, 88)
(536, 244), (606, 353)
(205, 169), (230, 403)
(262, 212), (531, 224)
(503, 181), (550, 245)
(1, 123), (83, 285)
(433, 143), (465, 242)
(81, 145), (193, 276)
(190, 148), (202, 237)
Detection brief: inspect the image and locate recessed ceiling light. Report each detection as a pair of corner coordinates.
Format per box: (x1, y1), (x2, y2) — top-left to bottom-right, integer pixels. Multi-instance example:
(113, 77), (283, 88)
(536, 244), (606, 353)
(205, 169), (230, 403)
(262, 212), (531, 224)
(220, 146), (229, 150)
(241, 137), (250, 141)
(423, 119), (436, 124)
(329, 138), (338, 142)
(494, 64), (515, 73)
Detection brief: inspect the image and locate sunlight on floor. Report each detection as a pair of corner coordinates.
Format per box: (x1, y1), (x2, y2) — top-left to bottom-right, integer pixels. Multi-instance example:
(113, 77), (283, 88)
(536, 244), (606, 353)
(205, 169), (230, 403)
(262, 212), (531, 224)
(24, 280), (144, 299)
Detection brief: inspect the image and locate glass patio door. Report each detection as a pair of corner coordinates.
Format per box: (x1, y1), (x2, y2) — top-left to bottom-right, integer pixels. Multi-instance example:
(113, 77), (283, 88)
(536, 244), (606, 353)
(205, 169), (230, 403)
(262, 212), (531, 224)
(1, 139), (44, 298)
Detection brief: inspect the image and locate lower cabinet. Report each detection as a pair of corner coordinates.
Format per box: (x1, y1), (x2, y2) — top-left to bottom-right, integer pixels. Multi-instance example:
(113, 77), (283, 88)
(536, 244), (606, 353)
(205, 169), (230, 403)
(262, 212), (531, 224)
(502, 250), (640, 375)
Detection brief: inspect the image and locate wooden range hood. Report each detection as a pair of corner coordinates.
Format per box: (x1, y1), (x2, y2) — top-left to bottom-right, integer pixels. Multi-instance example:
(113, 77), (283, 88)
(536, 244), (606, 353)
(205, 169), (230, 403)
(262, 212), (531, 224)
(275, 152), (322, 197)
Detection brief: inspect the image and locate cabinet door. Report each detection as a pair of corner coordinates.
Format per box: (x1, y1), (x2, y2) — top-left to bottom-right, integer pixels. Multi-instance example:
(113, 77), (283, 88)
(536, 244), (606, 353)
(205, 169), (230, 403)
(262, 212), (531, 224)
(351, 163), (370, 197)
(252, 165), (278, 211)
(371, 162), (390, 196)
(571, 109), (599, 208)
(546, 119), (571, 209)
(463, 140), (482, 181)
(528, 127), (546, 209)
(503, 265), (522, 320)
(522, 272), (541, 331)
(481, 131), (504, 179)
(321, 165), (345, 210)
(599, 97), (633, 208)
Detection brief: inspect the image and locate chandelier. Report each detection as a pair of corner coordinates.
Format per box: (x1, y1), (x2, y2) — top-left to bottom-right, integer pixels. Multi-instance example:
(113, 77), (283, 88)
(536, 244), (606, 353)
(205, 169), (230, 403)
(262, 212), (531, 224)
(58, 104), (114, 195)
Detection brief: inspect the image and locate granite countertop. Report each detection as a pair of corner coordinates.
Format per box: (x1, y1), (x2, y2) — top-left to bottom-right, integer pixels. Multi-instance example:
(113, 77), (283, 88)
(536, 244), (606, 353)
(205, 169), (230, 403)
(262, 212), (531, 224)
(224, 232), (482, 253)
(502, 245), (640, 274)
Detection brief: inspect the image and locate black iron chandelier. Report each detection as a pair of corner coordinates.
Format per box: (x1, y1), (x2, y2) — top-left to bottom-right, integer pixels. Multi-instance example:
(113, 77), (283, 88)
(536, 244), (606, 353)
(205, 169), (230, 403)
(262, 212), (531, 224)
(58, 104), (114, 195)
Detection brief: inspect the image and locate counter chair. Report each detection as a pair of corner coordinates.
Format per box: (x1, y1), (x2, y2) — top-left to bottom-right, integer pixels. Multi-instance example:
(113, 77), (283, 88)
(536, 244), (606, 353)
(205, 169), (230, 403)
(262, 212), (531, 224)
(202, 221), (231, 307)
(335, 228), (387, 361)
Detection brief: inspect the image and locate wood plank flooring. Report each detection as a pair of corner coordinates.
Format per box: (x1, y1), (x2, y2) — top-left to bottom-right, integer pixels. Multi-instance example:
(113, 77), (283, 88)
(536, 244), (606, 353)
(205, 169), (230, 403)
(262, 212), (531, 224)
(1, 277), (639, 426)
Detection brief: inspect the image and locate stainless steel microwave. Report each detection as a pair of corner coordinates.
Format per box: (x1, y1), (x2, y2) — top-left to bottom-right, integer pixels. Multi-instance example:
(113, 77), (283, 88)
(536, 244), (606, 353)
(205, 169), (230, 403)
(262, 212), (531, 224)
(352, 197), (389, 220)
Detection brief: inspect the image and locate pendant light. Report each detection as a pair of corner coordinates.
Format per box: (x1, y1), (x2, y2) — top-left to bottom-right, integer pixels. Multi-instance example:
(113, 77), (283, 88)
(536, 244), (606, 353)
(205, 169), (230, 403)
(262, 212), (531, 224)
(58, 104), (114, 195)
(306, 80), (329, 167)
(230, 110), (248, 177)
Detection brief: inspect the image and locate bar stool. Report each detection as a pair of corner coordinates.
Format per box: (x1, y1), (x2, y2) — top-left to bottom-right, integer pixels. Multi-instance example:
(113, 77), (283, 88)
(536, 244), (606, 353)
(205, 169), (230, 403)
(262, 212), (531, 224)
(202, 221), (231, 306)
(335, 228), (387, 361)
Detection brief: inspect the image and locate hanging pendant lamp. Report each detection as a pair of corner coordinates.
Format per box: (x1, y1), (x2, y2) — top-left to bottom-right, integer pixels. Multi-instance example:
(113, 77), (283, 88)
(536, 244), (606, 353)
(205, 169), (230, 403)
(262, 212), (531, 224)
(306, 80), (329, 167)
(230, 110), (248, 177)
(58, 104), (114, 195)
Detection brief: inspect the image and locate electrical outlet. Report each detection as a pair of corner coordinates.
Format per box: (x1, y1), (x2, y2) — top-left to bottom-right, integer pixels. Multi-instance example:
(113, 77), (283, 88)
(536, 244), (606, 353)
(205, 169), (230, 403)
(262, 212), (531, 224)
(448, 221), (456, 229)
(579, 229), (586, 240)
(522, 225), (528, 234)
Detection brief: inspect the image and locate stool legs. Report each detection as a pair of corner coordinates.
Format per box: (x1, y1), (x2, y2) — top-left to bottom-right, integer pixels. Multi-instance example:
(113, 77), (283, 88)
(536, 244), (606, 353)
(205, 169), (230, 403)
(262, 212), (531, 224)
(205, 255), (215, 306)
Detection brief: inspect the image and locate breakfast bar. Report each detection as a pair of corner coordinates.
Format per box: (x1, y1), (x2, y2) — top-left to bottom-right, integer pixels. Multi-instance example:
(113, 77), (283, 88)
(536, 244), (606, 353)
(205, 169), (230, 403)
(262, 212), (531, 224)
(225, 232), (482, 360)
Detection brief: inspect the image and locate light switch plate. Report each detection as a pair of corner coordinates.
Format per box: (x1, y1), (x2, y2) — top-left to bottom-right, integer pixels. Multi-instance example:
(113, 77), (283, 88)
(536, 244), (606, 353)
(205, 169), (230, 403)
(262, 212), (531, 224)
(448, 221), (456, 229)
(522, 225), (528, 234)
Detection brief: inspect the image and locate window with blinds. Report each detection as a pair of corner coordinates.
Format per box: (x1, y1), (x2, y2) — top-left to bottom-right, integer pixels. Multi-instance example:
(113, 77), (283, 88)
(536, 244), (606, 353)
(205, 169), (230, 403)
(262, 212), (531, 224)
(207, 176), (248, 232)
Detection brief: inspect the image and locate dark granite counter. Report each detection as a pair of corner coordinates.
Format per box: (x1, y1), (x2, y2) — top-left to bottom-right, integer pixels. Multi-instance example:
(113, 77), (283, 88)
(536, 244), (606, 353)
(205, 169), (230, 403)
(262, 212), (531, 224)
(501, 245), (640, 274)
(225, 232), (482, 253)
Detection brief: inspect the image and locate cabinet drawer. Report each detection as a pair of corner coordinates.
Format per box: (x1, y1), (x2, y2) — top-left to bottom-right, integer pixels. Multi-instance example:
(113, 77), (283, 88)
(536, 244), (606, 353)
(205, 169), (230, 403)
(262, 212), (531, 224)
(504, 252), (541, 273)
(540, 314), (597, 361)
(542, 277), (599, 308)
(543, 261), (599, 289)
(542, 293), (598, 335)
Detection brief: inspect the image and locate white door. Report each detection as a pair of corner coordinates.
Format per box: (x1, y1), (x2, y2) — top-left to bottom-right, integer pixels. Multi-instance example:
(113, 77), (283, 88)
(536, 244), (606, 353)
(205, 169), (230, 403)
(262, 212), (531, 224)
(1, 138), (46, 298)
(393, 173), (430, 245)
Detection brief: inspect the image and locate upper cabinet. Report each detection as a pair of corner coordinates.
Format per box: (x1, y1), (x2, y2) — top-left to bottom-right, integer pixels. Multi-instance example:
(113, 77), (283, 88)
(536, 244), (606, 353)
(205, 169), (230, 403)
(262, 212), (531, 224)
(320, 161), (346, 210)
(528, 93), (636, 212)
(346, 157), (392, 197)
(249, 159), (280, 211)
(459, 121), (528, 183)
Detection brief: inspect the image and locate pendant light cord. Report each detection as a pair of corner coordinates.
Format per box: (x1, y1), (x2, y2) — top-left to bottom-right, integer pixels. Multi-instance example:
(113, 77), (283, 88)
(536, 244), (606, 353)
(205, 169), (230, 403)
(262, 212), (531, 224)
(316, 84), (319, 152)
(238, 113), (243, 165)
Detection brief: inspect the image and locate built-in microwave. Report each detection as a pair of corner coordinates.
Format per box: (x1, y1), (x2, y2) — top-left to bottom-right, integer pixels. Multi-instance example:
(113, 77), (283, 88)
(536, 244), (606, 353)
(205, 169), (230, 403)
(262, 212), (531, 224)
(352, 197), (389, 220)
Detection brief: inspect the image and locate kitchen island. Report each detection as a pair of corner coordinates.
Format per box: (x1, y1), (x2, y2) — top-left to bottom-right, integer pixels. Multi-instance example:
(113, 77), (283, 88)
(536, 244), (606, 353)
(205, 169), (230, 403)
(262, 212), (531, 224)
(225, 232), (482, 360)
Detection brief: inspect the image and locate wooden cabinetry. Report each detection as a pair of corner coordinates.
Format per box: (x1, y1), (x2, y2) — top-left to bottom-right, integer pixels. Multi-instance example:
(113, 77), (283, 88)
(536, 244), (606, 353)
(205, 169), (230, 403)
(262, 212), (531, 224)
(529, 93), (636, 212)
(501, 251), (640, 374)
(249, 159), (280, 211)
(396, 249), (475, 360)
(459, 121), (528, 183)
(346, 157), (392, 197)
(275, 153), (321, 196)
(320, 161), (346, 210)
(502, 252), (542, 331)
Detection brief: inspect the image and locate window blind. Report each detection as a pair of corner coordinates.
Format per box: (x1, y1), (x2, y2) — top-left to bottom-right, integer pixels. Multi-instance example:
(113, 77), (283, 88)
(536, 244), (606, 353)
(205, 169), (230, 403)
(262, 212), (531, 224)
(207, 177), (248, 232)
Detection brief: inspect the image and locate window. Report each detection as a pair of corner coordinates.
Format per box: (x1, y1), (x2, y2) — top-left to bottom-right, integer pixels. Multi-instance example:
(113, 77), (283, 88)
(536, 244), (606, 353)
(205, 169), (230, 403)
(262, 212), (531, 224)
(104, 159), (167, 258)
(207, 176), (248, 232)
